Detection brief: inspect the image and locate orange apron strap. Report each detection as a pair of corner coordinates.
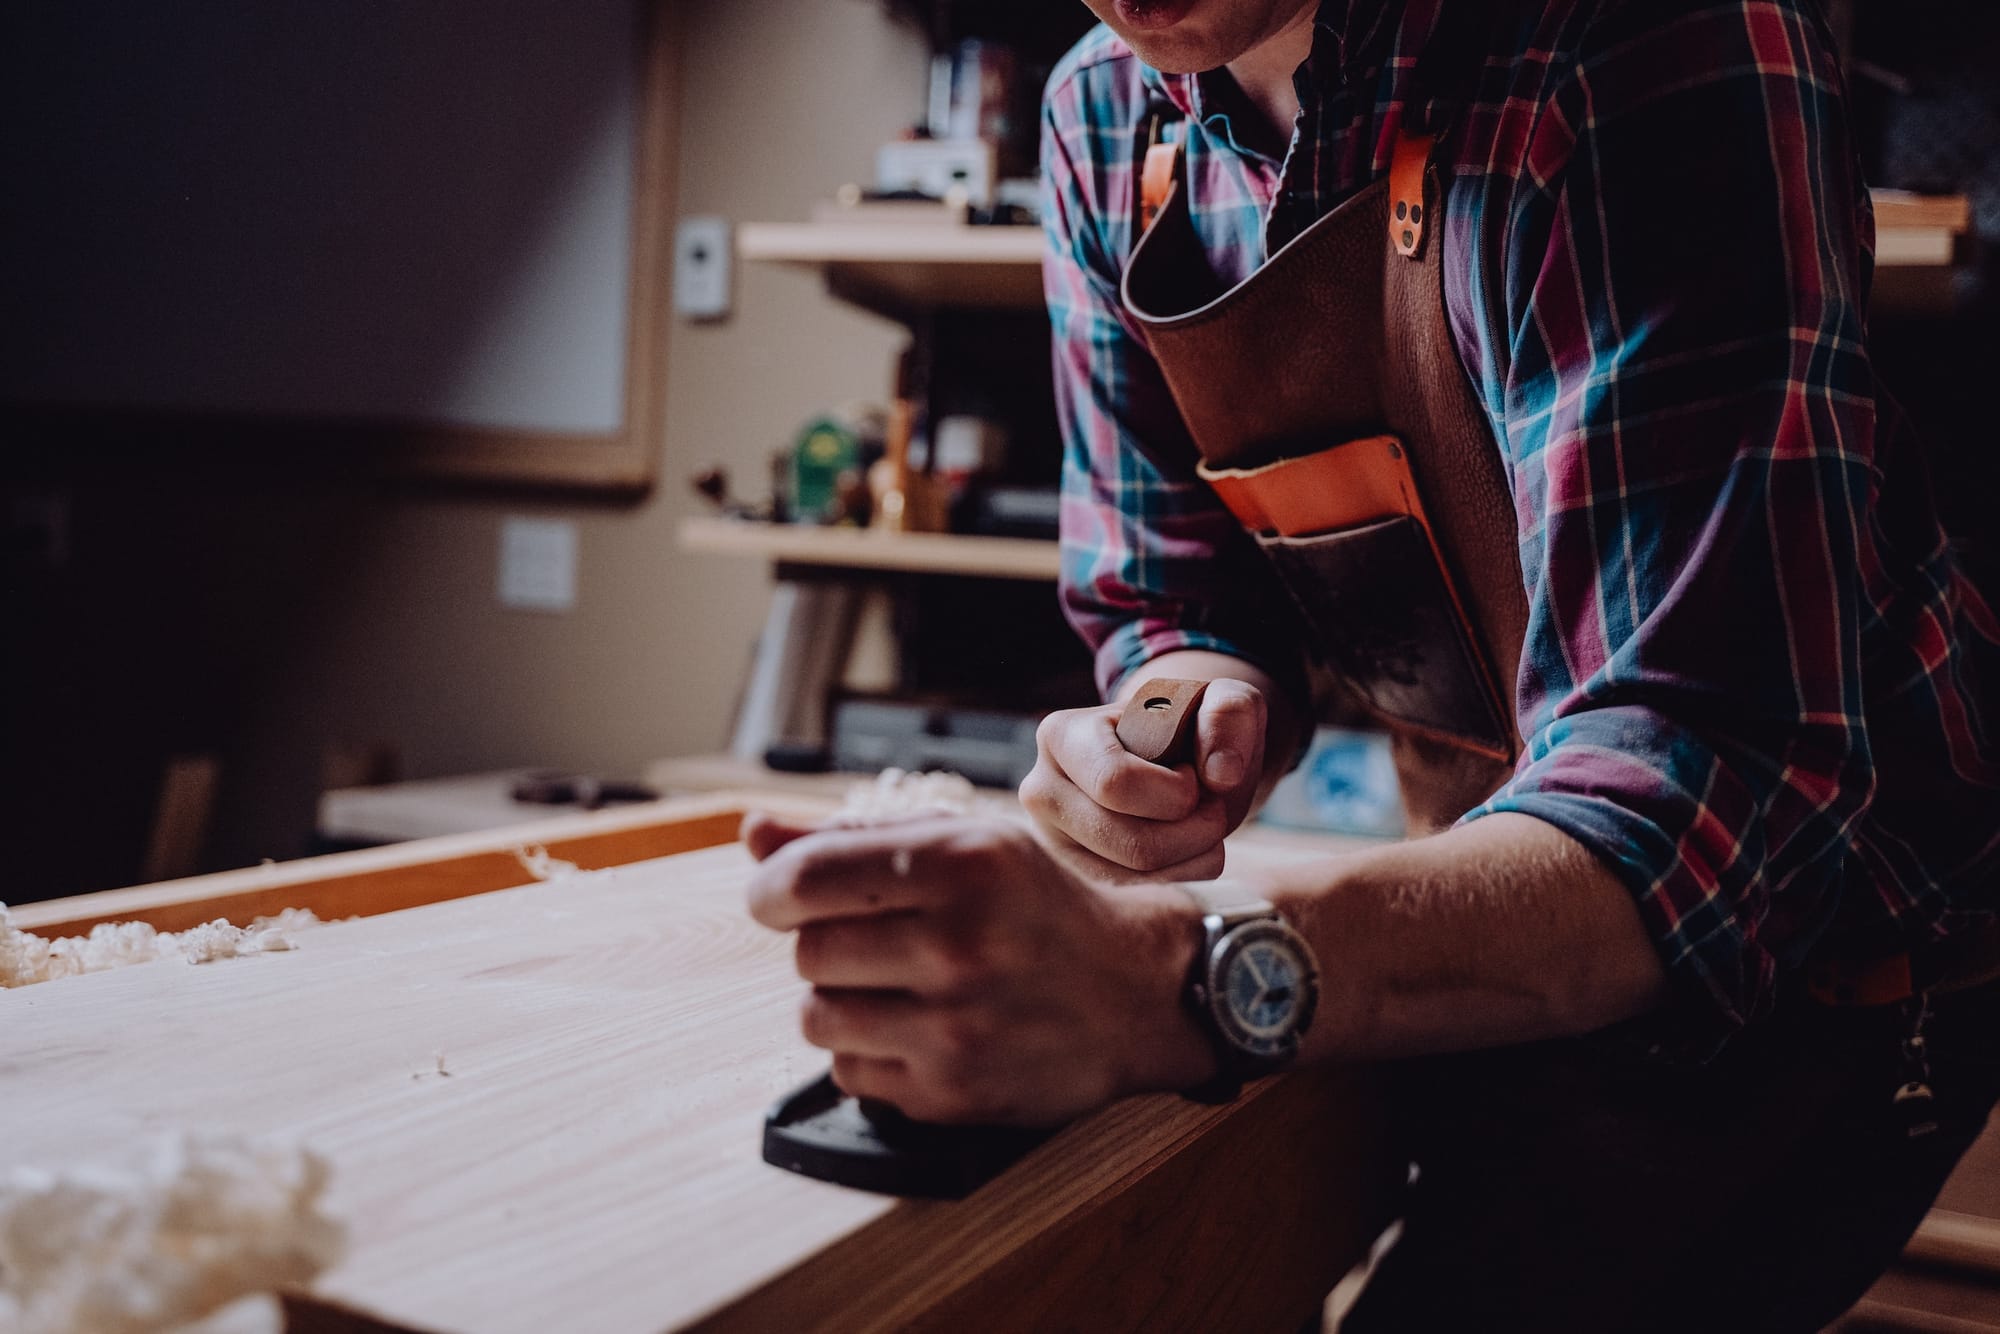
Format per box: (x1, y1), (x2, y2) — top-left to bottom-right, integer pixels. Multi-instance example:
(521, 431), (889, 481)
(1140, 138), (1179, 235)
(1389, 128), (1434, 258)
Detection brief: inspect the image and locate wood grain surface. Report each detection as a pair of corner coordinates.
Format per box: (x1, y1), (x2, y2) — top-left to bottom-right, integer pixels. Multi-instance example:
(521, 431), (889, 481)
(4, 843), (883, 1331)
(2, 834), (1389, 1333)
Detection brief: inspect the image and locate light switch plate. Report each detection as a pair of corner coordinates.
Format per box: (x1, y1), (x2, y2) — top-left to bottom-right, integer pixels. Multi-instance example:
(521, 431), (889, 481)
(498, 516), (578, 612)
(673, 216), (732, 320)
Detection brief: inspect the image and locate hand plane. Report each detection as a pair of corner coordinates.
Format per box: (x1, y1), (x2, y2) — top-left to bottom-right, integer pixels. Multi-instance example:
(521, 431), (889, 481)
(759, 679), (1208, 1198)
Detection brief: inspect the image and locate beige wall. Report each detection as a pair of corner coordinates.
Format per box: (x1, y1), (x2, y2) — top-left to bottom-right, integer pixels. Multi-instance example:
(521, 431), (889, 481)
(9, 1), (934, 890)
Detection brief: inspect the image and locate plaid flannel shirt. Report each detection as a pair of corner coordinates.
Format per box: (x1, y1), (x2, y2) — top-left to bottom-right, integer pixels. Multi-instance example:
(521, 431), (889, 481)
(1041, 0), (2000, 1051)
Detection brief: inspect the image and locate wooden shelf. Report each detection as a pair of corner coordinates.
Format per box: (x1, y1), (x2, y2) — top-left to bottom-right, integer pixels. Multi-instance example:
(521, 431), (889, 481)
(741, 189), (1961, 321)
(679, 515), (1060, 580)
(737, 221), (1045, 316)
(1873, 190), (1970, 269)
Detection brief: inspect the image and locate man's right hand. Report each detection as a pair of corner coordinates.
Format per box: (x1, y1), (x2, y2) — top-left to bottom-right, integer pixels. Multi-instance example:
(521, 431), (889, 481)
(1019, 676), (1269, 882)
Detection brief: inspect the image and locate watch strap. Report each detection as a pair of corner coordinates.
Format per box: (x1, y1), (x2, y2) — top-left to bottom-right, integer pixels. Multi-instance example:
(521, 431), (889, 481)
(1176, 879), (1275, 926)
(1177, 881), (1281, 1105)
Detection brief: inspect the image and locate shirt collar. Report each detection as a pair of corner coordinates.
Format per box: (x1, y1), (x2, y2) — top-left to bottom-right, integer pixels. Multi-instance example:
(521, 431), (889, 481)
(1136, 60), (1258, 160)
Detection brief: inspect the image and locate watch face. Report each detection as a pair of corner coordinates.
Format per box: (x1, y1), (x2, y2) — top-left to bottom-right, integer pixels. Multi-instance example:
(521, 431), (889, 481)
(1207, 920), (1318, 1061)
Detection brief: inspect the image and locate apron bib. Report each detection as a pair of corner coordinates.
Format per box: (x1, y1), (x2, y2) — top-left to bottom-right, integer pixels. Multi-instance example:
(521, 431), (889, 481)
(1120, 125), (1529, 833)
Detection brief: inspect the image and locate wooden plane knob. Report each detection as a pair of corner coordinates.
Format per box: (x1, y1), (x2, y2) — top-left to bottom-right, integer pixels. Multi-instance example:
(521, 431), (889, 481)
(1114, 678), (1208, 768)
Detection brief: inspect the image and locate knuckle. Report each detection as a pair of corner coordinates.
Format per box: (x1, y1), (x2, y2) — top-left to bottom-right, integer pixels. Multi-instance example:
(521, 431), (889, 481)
(1100, 760), (1196, 820)
(829, 1053), (875, 1099)
(1109, 836), (1154, 872)
(1092, 759), (1143, 808)
(936, 1006), (999, 1070)
(1017, 766), (1058, 818)
(1104, 823), (1165, 872)
(798, 992), (835, 1048)
(923, 1057), (988, 1121)
(932, 1013), (978, 1066)
(793, 929), (824, 980)
(927, 924), (989, 991)
(786, 839), (836, 884)
(744, 868), (790, 925)
(1078, 745), (1129, 799)
(1204, 683), (1266, 731)
(1206, 679), (1262, 712)
(1209, 676), (1264, 704)
(1036, 704), (1100, 759)
(770, 852), (818, 900)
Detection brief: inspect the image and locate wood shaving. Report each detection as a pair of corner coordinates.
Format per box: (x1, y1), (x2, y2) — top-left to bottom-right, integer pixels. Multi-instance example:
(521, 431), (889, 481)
(833, 769), (978, 825)
(0, 906), (322, 990)
(0, 1134), (344, 1334)
(512, 844), (579, 881)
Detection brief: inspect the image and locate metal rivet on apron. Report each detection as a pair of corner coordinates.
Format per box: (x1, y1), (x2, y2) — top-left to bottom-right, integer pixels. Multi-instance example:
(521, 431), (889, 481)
(1410, 204), (1424, 225)
(1396, 199), (1408, 221)
(1402, 228), (1415, 248)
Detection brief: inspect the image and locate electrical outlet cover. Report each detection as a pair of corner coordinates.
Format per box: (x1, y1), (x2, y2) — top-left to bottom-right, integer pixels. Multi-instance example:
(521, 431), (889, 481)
(673, 216), (732, 320)
(498, 516), (578, 612)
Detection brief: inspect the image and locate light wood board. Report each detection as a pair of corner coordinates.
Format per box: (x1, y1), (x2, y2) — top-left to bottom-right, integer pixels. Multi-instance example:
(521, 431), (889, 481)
(1, 837), (1391, 1333)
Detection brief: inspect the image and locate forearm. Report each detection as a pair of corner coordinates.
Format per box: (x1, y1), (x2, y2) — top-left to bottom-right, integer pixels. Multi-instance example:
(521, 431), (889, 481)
(1260, 812), (1668, 1063)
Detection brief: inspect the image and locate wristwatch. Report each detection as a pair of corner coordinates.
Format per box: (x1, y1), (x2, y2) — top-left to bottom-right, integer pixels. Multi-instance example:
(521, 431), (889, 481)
(1179, 882), (1320, 1103)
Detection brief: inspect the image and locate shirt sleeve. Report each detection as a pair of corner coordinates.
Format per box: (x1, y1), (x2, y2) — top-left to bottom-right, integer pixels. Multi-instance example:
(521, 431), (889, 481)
(1039, 85), (1309, 710)
(1463, 1), (1883, 1055)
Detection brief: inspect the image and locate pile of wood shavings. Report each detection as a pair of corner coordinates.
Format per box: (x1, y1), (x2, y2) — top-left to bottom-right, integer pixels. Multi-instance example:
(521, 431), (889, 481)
(0, 906), (321, 990)
(0, 1134), (344, 1334)
(833, 768), (979, 824)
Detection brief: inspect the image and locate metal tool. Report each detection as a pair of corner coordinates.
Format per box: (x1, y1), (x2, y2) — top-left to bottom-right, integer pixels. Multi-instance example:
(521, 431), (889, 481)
(759, 679), (1209, 1197)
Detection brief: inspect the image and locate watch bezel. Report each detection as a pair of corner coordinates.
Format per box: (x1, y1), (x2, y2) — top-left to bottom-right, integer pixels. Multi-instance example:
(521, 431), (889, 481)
(1201, 917), (1319, 1064)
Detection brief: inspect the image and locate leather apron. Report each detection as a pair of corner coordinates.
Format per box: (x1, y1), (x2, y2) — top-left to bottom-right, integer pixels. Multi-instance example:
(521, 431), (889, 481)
(1119, 126), (1530, 833)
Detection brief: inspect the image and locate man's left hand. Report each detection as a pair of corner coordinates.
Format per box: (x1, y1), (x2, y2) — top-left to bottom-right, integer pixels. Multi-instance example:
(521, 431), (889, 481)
(744, 813), (1212, 1127)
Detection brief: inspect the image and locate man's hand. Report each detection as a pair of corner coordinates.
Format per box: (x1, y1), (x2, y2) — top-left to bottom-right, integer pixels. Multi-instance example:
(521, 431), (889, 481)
(744, 813), (1212, 1127)
(1019, 674), (1270, 881)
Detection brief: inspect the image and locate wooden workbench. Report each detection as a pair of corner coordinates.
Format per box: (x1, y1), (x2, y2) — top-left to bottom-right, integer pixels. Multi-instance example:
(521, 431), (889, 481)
(2, 795), (1395, 1333)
